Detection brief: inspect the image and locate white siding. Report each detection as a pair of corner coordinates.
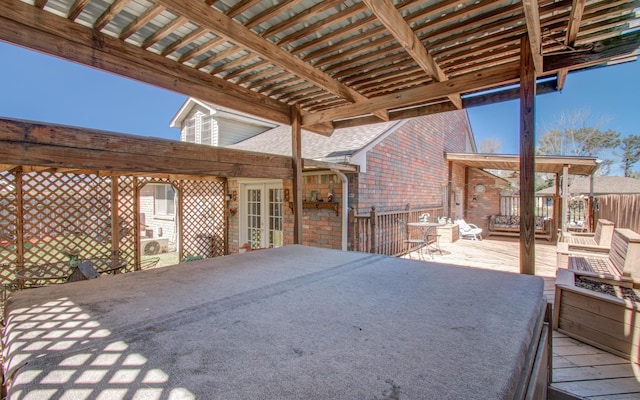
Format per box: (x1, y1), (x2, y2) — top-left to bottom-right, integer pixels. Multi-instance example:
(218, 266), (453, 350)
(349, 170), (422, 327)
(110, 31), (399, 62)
(178, 103), (271, 146)
(217, 117), (271, 146)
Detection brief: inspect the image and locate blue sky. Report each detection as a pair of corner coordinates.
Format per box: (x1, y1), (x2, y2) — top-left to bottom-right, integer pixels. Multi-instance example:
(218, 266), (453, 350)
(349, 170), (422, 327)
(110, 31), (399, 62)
(1, 41), (639, 172)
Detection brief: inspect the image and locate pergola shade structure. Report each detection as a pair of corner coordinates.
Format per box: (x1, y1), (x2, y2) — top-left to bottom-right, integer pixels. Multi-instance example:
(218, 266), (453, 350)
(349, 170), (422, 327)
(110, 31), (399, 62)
(1, 0), (638, 131)
(1, 0), (639, 272)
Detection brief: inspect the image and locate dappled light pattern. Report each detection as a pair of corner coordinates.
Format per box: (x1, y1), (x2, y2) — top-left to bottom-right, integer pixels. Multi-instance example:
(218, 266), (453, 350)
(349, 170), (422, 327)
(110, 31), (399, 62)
(3, 298), (194, 399)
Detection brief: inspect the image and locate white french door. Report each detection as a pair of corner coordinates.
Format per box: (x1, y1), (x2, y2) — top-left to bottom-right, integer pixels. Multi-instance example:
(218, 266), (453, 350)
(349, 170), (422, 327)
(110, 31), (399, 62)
(241, 182), (283, 249)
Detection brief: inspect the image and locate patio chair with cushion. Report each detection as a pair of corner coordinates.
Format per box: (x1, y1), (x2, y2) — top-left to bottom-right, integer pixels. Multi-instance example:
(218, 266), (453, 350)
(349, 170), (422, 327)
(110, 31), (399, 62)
(454, 219), (483, 240)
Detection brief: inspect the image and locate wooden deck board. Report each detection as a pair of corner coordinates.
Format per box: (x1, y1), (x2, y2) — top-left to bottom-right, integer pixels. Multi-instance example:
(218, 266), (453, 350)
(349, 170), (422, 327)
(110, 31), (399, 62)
(405, 236), (640, 399)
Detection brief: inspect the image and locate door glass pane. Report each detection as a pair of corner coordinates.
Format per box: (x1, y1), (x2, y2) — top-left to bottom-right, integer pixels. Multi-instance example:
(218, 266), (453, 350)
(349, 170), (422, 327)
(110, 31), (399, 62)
(247, 189), (262, 249)
(268, 188), (283, 248)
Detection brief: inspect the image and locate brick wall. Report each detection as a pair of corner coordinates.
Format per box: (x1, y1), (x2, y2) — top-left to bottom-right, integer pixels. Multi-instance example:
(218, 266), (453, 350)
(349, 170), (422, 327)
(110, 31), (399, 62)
(465, 169), (509, 230)
(227, 110), (474, 253)
(352, 110), (470, 214)
(300, 174), (343, 249)
(227, 175), (344, 253)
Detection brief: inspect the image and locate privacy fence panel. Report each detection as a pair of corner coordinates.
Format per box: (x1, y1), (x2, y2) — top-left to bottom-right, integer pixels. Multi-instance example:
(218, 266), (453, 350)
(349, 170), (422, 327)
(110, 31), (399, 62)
(596, 194), (640, 233)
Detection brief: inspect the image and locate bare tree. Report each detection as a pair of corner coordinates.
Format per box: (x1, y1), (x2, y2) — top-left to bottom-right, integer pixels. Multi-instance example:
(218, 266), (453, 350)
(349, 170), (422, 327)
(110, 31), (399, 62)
(478, 138), (502, 154)
(537, 109), (620, 175)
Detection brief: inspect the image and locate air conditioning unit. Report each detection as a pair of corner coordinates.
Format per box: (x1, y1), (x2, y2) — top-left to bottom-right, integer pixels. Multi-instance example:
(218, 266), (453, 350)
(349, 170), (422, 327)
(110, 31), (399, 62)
(141, 237), (169, 255)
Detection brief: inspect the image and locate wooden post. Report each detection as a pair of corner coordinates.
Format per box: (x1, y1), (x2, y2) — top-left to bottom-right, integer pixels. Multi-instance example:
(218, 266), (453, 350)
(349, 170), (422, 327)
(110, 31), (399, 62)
(348, 207), (355, 251)
(519, 35), (537, 275)
(291, 105), (303, 244)
(561, 165), (569, 234)
(447, 161), (453, 219)
(15, 170), (24, 266)
(370, 206), (377, 254)
(176, 181), (184, 263)
(589, 172), (595, 231)
(111, 176), (120, 256)
(133, 177), (140, 267)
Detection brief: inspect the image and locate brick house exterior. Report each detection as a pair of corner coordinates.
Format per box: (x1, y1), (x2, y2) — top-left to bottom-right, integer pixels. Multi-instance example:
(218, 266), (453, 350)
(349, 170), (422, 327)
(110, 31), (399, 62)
(172, 98), (477, 253)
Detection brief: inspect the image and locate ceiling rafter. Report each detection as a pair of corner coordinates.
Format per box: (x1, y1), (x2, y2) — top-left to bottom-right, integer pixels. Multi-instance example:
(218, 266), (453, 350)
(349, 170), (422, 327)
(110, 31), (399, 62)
(522, 0), (545, 72)
(363, 0), (462, 109)
(119, 4), (164, 40)
(260, 0), (344, 39)
(94, 0), (128, 32)
(154, 0), (388, 121)
(67, 0), (90, 21)
(141, 15), (187, 49)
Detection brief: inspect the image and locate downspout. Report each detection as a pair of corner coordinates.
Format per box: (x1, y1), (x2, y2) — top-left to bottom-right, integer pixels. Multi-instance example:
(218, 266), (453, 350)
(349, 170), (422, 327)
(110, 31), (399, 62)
(331, 169), (349, 251)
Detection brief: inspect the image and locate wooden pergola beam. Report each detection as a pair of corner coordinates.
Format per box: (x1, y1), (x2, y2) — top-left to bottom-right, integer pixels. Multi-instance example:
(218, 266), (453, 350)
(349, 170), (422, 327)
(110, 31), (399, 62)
(301, 30), (640, 127)
(301, 62), (522, 126)
(557, 0), (587, 90)
(0, 0), (291, 126)
(363, 0), (462, 109)
(0, 118), (293, 179)
(522, 0), (544, 73)
(154, 0), (387, 124)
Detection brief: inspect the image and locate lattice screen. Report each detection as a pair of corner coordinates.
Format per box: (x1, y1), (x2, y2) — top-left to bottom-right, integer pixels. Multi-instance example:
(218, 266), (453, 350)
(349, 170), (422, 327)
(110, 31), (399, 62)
(181, 180), (226, 259)
(0, 171), (17, 284)
(0, 171), (227, 283)
(117, 176), (137, 272)
(21, 172), (114, 266)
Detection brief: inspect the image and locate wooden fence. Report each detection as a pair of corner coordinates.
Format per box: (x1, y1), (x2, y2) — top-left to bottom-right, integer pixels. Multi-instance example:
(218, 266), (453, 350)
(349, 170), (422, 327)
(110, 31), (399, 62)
(595, 194), (640, 233)
(349, 206), (444, 256)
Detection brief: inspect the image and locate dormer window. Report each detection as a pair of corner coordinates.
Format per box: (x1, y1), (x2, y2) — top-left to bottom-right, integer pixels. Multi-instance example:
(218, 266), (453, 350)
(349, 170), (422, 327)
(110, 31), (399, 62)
(181, 110), (218, 146)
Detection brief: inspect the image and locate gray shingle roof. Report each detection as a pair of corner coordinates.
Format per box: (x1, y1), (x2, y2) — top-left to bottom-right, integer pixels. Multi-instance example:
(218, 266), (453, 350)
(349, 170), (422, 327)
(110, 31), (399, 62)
(537, 176), (640, 195)
(226, 120), (404, 160)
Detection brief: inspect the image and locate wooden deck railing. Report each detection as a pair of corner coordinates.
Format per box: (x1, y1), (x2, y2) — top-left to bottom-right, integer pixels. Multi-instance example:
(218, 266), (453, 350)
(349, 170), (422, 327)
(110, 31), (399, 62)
(349, 206), (444, 256)
(499, 195), (555, 219)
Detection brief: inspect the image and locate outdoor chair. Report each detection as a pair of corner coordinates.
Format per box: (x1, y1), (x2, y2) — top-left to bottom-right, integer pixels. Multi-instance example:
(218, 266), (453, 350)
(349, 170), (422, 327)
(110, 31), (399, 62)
(137, 257), (161, 270)
(454, 219), (483, 240)
(398, 219), (425, 260)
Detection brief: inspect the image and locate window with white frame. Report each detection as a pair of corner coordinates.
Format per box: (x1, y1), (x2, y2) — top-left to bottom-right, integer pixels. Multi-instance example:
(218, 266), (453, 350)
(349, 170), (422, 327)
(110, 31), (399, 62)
(154, 184), (176, 216)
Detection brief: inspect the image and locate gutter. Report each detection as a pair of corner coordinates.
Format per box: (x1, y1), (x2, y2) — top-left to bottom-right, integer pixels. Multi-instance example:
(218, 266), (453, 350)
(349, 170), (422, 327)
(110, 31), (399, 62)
(331, 169), (349, 251)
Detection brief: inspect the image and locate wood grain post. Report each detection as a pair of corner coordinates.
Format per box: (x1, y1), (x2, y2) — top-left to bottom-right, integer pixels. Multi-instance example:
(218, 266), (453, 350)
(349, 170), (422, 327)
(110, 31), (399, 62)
(15, 171), (24, 266)
(562, 165), (569, 234)
(111, 176), (119, 256)
(519, 35), (537, 275)
(133, 178), (140, 269)
(348, 207), (355, 251)
(291, 105), (303, 244)
(370, 206), (377, 254)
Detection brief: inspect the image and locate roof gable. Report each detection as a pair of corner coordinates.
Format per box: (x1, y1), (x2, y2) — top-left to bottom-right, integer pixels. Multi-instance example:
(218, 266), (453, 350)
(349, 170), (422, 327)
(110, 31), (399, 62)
(227, 120), (401, 161)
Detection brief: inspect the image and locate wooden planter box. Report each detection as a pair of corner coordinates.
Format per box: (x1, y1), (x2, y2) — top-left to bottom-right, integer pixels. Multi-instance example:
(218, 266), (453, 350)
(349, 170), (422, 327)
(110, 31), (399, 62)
(436, 224), (459, 243)
(554, 268), (640, 363)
